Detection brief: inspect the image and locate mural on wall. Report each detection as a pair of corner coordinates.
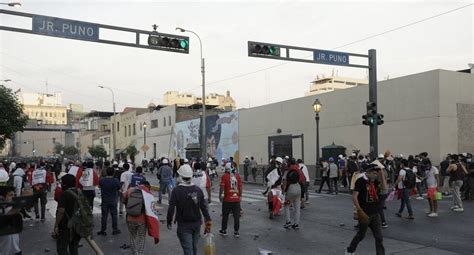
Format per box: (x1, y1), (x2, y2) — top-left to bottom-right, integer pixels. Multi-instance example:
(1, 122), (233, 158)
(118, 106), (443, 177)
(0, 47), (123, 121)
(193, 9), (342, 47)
(174, 111), (239, 163)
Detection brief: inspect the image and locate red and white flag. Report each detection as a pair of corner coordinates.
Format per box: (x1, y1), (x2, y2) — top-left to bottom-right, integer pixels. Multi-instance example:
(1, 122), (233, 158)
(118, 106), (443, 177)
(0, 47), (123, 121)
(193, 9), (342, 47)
(142, 188), (160, 244)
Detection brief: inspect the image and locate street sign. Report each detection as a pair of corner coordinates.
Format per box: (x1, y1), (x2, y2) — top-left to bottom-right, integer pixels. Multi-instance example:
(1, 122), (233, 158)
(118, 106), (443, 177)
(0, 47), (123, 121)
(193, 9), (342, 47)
(32, 15), (99, 42)
(313, 50), (349, 66)
(141, 144), (149, 152)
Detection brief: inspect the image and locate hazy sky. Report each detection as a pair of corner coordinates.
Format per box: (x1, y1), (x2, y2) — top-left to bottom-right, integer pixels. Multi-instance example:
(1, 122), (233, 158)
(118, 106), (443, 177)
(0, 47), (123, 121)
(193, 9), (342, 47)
(1, 0), (472, 112)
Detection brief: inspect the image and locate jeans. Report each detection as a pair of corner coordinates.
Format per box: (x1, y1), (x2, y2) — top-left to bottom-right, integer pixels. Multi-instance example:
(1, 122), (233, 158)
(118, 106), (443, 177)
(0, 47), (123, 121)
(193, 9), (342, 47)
(33, 190), (47, 219)
(177, 224), (201, 255)
(251, 167), (257, 182)
(243, 165), (249, 181)
(347, 213), (385, 255)
(101, 200), (118, 232)
(82, 190), (95, 209)
(158, 182), (171, 203)
(452, 180), (464, 208)
(56, 228), (81, 255)
(318, 176), (330, 192)
(330, 177), (339, 193)
(221, 201), (240, 232)
(398, 188), (413, 216)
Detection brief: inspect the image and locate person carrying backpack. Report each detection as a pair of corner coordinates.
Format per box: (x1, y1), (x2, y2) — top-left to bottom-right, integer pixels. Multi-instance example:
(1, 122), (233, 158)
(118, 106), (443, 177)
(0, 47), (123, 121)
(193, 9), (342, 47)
(124, 181), (160, 255)
(53, 174), (93, 255)
(283, 158), (304, 230)
(167, 165), (212, 255)
(394, 159), (415, 220)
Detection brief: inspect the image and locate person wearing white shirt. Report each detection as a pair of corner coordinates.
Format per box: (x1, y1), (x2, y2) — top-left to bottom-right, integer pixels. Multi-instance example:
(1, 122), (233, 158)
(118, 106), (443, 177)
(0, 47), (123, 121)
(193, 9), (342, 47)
(297, 159), (310, 204)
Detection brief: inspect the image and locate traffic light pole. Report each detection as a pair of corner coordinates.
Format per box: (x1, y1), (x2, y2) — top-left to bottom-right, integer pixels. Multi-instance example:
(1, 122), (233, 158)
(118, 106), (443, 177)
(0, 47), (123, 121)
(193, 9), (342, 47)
(368, 49), (378, 159)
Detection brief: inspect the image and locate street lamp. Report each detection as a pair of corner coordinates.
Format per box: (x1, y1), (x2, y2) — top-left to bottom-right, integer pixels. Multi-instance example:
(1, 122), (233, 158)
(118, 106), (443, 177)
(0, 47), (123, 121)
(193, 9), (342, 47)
(98, 85), (117, 160)
(313, 98), (322, 185)
(176, 27), (207, 160)
(0, 1), (21, 7)
(143, 122), (147, 159)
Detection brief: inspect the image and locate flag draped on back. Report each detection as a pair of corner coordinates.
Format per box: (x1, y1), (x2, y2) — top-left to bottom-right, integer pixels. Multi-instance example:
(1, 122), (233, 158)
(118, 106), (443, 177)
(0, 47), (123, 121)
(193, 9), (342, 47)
(142, 188), (160, 244)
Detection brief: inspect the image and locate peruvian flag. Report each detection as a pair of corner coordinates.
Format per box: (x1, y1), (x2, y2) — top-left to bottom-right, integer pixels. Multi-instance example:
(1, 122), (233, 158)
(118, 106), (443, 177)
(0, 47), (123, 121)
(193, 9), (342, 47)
(142, 188), (160, 244)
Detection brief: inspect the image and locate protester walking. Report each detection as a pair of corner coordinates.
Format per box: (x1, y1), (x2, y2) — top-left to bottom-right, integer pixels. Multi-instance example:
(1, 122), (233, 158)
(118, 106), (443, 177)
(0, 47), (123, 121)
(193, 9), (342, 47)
(157, 159), (174, 204)
(297, 159), (310, 205)
(97, 167), (121, 236)
(31, 161), (48, 221)
(219, 162), (243, 237)
(328, 157), (339, 195)
(447, 155), (468, 212)
(76, 161), (99, 209)
(317, 159), (331, 193)
(423, 159), (440, 217)
(283, 158), (304, 230)
(250, 156), (258, 182)
(167, 165), (211, 255)
(394, 159), (415, 220)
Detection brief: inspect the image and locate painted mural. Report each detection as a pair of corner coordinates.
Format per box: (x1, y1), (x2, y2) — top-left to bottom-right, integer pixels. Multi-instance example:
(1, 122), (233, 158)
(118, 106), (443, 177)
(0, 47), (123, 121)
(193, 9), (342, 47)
(174, 111), (239, 163)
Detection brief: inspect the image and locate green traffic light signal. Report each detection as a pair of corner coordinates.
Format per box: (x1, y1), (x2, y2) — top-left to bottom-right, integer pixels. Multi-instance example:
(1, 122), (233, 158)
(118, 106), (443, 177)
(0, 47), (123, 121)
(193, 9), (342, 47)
(179, 39), (188, 49)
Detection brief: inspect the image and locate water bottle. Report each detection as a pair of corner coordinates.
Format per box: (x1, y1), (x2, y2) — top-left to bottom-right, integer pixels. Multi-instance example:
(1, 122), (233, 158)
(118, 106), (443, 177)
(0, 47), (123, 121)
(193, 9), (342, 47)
(204, 233), (216, 255)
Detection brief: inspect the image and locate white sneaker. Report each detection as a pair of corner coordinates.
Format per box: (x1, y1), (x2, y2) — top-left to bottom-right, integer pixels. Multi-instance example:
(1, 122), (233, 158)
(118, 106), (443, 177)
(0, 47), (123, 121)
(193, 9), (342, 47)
(450, 205), (459, 210)
(416, 196), (424, 200)
(453, 207), (464, 212)
(345, 249), (354, 255)
(427, 213), (438, 217)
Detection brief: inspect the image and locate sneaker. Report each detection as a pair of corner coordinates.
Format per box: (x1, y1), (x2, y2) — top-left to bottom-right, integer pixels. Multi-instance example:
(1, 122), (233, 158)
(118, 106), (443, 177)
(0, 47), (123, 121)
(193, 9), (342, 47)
(291, 224), (300, 230)
(405, 215), (415, 220)
(305, 200), (310, 204)
(119, 212), (124, 216)
(233, 231), (240, 238)
(395, 212), (402, 218)
(450, 205), (459, 210)
(219, 230), (228, 236)
(453, 207), (464, 212)
(112, 229), (121, 235)
(97, 231), (107, 236)
(40, 217), (45, 222)
(283, 222), (292, 229)
(416, 196), (424, 200)
(381, 222), (388, 228)
(345, 249), (355, 255)
(427, 213), (438, 217)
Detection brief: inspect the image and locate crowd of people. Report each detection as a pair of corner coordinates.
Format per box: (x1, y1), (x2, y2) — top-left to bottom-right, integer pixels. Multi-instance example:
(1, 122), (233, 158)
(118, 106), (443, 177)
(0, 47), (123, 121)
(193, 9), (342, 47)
(0, 150), (472, 255)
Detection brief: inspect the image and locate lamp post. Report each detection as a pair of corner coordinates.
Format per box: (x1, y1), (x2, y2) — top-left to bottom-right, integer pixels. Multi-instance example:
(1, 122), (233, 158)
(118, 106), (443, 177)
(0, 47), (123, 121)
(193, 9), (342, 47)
(313, 98), (322, 184)
(98, 85), (116, 160)
(143, 122), (147, 159)
(0, 1), (21, 7)
(176, 27), (206, 160)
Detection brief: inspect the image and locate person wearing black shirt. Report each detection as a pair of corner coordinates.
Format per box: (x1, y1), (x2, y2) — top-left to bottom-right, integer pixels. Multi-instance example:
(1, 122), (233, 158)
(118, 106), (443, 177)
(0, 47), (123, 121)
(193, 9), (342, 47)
(54, 174), (81, 255)
(97, 167), (121, 236)
(346, 162), (387, 255)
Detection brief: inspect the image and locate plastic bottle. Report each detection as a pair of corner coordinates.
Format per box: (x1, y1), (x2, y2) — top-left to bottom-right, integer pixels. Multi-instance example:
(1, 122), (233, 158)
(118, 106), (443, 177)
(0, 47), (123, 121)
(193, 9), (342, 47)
(204, 233), (216, 255)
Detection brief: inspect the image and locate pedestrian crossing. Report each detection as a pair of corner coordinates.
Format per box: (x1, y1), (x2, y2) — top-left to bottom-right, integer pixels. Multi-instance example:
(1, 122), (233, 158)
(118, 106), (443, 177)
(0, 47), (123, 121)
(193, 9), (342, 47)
(45, 189), (322, 217)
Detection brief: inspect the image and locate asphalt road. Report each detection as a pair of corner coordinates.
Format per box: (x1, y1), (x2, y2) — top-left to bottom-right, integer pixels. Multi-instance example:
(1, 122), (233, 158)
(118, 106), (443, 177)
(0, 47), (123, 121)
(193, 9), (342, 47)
(18, 170), (474, 255)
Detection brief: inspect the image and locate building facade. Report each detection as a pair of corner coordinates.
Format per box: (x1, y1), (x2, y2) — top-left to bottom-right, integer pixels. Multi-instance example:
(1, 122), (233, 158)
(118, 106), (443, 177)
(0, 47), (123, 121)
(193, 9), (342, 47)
(164, 90), (236, 111)
(305, 75), (368, 96)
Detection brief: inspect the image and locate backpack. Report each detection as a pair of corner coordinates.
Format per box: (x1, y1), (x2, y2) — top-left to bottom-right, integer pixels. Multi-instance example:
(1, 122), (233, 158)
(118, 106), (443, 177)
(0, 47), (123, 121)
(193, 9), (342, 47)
(66, 189), (93, 238)
(129, 174), (146, 188)
(403, 169), (416, 189)
(178, 186), (201, 222)
(287, 170), (300, 185)
(126, 188), (144, 216)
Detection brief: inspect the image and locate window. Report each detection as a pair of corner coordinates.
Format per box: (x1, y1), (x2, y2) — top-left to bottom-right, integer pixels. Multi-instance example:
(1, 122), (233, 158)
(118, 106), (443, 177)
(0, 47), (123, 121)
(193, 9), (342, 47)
(35, 112), (38, 117)
(100, 138), (103, 145)
(168, 116), (171, 126)
(334, 80), (345, 84)
(62, 113), (65, 118)
(40, 112), (43, 117)
(151, 119), (158, 128)
(346, 82), (356, 85)
(117, 122), (120, 132)
(49, 112), (52, 117)
(133, 124), (136, 135)
(104, 137), (109, 144)
(163, 117), (166, 127)
(140, 124), (142, 131)
(128, 125), (131, 136)
(125, 126), (127, 137)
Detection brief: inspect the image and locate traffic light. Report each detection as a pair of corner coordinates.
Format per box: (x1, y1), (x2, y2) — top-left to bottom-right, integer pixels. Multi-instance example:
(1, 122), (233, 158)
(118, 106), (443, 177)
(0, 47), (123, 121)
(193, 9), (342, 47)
(148, 34), (189, 53)
(362, 114), (376, 126)
(377, 114), (384, 125)
(366, 101), (377, 116)
(363, 101), (377, 126)
(248, 43), (280, 57)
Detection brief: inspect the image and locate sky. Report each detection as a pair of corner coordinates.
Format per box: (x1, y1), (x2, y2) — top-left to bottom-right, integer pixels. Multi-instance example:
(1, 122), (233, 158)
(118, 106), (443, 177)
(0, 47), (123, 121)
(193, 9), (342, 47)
(0, 0), (472, 112)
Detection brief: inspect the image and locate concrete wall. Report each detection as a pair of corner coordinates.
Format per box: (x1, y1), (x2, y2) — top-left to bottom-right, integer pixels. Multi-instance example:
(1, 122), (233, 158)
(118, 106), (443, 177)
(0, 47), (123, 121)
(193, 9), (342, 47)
(238, 70), (473, 178)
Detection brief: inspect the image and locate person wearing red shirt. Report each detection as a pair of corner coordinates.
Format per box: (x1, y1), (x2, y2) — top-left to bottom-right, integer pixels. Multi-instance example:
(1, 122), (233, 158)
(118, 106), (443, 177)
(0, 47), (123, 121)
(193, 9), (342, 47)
(75, 161), (99, 208)
(219, 163), (243, 238)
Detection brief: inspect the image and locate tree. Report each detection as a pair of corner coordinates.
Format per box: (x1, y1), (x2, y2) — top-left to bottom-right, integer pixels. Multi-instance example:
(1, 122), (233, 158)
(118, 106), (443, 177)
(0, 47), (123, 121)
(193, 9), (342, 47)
(0, 85), (28, 150)
(88, 145), (107, 159)
(63, 146), (79, 156)
(125, 144), (138, 163)
(54, 143), (64, 155)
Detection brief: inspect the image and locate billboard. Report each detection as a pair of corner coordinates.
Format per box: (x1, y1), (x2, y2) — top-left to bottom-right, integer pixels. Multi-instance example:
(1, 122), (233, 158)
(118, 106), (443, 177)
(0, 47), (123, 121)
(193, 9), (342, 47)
(174, 111), (239, 163)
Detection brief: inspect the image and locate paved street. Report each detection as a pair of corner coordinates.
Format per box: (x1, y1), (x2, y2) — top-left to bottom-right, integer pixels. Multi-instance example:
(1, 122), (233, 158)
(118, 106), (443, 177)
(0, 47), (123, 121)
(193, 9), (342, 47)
(18, 171), (474, 255)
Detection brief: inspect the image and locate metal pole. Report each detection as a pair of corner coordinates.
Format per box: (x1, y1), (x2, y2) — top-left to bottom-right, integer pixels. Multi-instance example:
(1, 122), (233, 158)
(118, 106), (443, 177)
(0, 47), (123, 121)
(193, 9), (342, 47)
(201, 57), (206, 160)
(32, 140), (35, 157)
(368, 49), (378, 159)
(315, 113), (320, 183)
(143, 126), (147, 159)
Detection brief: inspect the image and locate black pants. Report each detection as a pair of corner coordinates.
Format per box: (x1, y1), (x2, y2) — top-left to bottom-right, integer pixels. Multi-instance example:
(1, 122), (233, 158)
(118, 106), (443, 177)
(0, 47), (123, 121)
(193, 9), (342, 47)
(347, 213), (385, 255)
(251, 167), (257, 182)
(57, 227), (81, 255)
(82, 190), (95, 209)
(300, 182), (309, 200)
(101, 201), (118, 232)
(331, 177), (339, 193)
(243, 166), (249, 181)
(318, 176), (331, 192)
(33, 190), (47, 218)
(221, 202), (240, 232)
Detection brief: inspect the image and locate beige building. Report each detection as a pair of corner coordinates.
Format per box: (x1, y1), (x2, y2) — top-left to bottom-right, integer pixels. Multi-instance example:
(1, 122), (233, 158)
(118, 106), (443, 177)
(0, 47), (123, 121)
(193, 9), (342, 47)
(20, 92), (69, 125)
(110, 107), (149, 157)
(164, 90), (236, 111)
(305, 75), (368, 96)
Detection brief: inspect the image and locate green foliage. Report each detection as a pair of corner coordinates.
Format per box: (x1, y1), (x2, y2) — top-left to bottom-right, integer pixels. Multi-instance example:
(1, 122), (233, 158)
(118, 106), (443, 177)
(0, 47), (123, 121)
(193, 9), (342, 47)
(125, 144), (138, 162)
(63, 146), (79, 156)
(88, 145), (107, 158)
(0, 85), (28, 150)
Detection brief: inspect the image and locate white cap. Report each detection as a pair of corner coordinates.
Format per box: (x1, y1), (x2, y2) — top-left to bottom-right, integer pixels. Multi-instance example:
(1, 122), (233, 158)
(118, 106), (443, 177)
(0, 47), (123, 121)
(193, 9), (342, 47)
(162, 158), (169, 164)
(275, 157), (283, 164)
(127, 159), (132, 163)
(208, 157), (213, 162)
(225, 162), (233, 170)
(284, 156), (289, 159)
(338, 155), (343, 159)
(0, 169), (9, 182)
(184, 158), (189, 163)
(113, 161), (118, 165)
(245, 156), (249, 158)
(378, 154), (384, 159)
(177, 164), (193, 178)
(462, 152), (468, 157)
